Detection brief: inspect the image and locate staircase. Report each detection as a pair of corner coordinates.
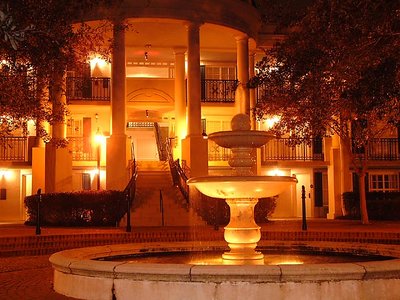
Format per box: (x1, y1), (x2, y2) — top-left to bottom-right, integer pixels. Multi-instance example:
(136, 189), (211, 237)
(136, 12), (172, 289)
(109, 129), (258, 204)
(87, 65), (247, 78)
(126, 161), (207, 227)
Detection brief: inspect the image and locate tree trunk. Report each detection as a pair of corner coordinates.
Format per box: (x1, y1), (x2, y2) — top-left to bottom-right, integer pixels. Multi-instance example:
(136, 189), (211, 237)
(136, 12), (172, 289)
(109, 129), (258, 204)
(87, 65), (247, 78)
(358, 171), (369, 224)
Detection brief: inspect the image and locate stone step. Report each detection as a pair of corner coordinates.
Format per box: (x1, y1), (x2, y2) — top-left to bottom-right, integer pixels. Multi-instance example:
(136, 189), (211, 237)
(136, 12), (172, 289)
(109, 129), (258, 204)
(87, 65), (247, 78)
(0, 228), (222, 257)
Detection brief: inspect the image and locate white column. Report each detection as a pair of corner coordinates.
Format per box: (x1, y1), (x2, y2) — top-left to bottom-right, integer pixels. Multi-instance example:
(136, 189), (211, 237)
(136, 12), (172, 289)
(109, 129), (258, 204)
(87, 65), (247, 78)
(174, 47), (187, 159)
(186, 22), (202, 137)
(45, 69), (72, 192)
(106, 19), (128, 190)
(236, 35), (250, 115)
(181, 22), (208, 177)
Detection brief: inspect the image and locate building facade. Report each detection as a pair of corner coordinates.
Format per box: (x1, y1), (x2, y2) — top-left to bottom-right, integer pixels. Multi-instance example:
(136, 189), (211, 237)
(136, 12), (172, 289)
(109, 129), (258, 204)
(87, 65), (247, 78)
(1, 0), (399, 222)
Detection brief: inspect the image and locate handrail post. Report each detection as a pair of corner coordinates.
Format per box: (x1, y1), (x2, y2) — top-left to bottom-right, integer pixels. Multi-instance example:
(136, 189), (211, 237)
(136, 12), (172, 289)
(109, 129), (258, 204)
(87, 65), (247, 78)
(35, 188), (42, 235)
(301, 185), (308, 231)
(159, 190), (164, 226)
(126, 191), (131, 232)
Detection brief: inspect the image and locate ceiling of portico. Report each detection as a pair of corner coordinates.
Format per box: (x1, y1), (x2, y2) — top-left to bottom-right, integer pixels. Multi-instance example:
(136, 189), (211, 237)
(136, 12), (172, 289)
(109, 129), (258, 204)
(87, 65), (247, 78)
(124, 20), (244, 63)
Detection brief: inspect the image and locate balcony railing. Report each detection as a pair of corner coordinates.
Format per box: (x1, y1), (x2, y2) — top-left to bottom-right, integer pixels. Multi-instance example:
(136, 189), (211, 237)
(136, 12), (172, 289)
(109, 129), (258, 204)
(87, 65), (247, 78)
(66, 77), (110, 101)
(208, 140), (231, 161)
(0, 137), (27, 161)
(201, 79), (237, 103)
(353, 138), (400, 161)
(261, 138), (324, 162)
(67, 137), (98, 161)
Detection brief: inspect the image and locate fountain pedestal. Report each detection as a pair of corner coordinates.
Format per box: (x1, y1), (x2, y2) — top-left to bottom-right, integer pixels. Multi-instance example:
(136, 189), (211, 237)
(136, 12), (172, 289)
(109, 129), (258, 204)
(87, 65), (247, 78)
(223, 198), (263, 261)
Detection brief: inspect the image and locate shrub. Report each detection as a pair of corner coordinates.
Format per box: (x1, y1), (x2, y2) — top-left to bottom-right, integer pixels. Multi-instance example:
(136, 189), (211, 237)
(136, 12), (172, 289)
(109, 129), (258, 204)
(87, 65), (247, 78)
(24, 190), (126, 226)
(342, 192), (400, 220)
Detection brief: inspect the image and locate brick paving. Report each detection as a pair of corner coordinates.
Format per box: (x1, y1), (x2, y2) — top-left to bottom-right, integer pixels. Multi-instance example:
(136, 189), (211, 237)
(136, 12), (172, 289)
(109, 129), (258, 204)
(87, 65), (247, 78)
(0, 219), (399, 299)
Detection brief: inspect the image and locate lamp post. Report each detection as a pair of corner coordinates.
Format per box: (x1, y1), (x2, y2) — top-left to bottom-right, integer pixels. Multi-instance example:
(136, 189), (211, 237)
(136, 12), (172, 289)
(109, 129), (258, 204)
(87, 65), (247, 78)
(94, 128), (104, 190)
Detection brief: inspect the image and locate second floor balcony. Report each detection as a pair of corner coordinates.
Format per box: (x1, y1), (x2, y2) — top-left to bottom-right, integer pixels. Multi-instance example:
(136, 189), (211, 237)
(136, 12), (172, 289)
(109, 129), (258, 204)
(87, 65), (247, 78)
(66, 77), (110, 102)
(201, 79), (237, 103)
(0, 137), (27, 162)
(67, 137), (98, 161)
(261, 138), (325, 162)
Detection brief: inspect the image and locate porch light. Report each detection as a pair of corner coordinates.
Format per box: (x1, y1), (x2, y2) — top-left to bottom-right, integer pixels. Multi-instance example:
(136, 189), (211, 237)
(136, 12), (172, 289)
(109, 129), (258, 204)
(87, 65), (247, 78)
(0, 169), (13, 180)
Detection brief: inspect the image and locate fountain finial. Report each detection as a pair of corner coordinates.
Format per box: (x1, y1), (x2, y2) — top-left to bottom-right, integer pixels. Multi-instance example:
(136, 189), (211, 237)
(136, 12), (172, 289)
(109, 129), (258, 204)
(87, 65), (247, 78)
(231, 113), (251, 131)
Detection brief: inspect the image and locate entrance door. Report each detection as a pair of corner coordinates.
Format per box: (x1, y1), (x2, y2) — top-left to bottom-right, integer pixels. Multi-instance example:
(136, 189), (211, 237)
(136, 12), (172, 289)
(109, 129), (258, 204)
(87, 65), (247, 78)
(129, 129), (159, 161)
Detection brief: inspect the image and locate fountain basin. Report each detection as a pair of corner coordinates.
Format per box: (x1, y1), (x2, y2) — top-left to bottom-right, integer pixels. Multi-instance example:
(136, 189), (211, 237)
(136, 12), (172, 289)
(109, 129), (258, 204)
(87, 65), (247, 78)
(50, 241), (400, 300)
(187, 176), (297, 199)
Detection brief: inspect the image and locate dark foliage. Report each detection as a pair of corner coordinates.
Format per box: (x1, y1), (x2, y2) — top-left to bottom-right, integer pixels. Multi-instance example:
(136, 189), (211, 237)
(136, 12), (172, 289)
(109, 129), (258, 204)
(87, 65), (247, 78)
(24, 190), (127, 226)
(342, 192), (400, 220)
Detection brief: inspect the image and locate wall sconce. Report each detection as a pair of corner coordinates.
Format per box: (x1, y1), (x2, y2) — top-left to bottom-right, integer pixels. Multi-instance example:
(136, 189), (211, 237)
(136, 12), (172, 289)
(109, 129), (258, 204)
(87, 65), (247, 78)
(144, 44), (151, 61)
(202, 130), (208, 139)
(145, 110), (149, 118)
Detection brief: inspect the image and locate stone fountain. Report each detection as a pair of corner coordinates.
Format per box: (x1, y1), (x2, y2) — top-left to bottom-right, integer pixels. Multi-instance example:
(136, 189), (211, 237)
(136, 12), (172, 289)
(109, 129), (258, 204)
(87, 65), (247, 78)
(187, 113), (297, 263)
(49, 114), (400, 300)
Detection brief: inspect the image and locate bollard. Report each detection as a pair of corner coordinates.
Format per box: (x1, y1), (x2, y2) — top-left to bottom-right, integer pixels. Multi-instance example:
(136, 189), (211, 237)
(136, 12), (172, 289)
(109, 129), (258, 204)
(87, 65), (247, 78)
(126, 191), (131, 232)
(301, 185), (307, 231)
(36, 188), (42, 235)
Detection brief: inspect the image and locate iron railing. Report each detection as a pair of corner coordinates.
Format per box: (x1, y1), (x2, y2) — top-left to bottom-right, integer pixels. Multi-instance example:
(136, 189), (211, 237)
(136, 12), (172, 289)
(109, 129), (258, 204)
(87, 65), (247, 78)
(0, 137), (27, 161)
(123, 159), (138, 232)
(353, 138), (400, 161)
(261, 138), (324, 162)
(66, 77), (110, 101)
(208, 140), (231, 161)
(67, 136), (98, 161)
(166, 139), (189, 203)
(201, 79), (237, 103)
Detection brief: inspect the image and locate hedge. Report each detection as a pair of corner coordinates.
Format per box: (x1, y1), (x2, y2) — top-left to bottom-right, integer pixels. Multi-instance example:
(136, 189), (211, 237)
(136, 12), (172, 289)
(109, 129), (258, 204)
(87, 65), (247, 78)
(343, 192), (400, 220)
(24, 190), (126, 226)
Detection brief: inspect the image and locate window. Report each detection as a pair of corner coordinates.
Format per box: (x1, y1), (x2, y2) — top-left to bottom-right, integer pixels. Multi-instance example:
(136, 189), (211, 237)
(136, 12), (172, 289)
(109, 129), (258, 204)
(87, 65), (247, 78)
(205, 66), (236, 80)
(82, 173), (91, 190)
(369, 173), (399, 192)
(0, 188), (6, 200)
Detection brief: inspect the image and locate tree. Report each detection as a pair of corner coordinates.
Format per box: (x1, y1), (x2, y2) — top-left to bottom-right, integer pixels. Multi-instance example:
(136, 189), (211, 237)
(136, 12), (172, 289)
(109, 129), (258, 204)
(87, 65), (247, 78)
(0, 0), (116, 142)
(250, 0), (400, 224)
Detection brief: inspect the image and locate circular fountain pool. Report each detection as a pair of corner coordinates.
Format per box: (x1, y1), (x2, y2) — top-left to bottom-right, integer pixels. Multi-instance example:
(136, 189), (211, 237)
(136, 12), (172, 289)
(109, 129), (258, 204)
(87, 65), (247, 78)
(50, 241), (400, 300)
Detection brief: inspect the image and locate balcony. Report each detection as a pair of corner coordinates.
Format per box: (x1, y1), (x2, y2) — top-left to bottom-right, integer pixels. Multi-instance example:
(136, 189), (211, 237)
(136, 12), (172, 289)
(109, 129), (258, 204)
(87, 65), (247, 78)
(208, 140), (231, 161)
(0, 137), (27, 162)
(201, 79), (237, 103)
(353, 138), (400, 161)
(67, 137), (98, 161)
(261, 138), (324, 162)
(66, 77), (110, 102)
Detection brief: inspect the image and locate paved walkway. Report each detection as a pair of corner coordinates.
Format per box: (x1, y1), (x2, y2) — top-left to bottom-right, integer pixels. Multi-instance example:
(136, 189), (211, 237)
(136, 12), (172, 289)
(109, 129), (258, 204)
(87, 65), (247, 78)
(0, 219), (399, 299)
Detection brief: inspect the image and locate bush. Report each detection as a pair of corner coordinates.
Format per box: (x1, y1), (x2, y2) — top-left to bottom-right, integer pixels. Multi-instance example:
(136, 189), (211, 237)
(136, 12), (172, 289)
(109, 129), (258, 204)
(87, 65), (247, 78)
(343, 192), (400, 220)
(24, 190), (126, 226)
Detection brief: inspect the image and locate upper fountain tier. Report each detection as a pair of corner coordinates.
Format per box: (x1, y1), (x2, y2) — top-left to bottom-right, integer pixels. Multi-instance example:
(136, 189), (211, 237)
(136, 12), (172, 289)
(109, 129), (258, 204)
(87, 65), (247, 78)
(209, 113), (275, 149)
(187, 113), (297, 198)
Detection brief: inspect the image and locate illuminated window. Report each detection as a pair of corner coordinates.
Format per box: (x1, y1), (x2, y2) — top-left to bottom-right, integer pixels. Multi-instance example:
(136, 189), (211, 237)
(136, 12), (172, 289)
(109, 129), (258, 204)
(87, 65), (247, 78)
(369, 173), (399, 192)
(82, 173), (91, 190)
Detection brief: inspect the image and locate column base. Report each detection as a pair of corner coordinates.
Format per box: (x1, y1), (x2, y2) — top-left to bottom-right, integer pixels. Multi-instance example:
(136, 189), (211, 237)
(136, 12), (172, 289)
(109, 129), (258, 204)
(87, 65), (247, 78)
(45, 144), (72, 193)
(106, 134), (128, 190)
(182, 135), (208, 177)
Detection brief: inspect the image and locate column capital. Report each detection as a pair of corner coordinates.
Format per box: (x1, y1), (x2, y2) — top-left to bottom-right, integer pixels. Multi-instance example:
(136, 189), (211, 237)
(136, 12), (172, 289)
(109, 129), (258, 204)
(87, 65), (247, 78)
(185, 21), (203, 31)
(235, 33), (249, 42)
(173, 47), (187, 55)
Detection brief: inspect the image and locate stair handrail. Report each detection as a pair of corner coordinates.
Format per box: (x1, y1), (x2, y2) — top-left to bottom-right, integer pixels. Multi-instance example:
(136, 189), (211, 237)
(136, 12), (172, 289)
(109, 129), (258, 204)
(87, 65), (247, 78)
(123, 158), (138, 232)
(165, 138), (190, 204)
(154, 122), (167, 161)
